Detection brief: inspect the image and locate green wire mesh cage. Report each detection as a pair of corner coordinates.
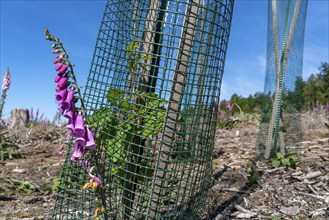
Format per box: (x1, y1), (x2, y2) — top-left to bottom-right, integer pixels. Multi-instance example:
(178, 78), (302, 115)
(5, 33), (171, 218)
(257, 0), (308, 159)
(53, 0), (234, 219)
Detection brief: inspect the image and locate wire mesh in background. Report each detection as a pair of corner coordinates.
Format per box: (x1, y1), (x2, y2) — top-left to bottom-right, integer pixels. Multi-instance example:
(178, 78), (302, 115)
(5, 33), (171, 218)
(257, 0), (308, 159)
(53, 0), (234, 219)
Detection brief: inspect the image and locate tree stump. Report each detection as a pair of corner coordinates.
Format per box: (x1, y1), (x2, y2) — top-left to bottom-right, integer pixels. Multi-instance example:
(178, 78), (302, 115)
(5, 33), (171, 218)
(10, 108), (29, 129)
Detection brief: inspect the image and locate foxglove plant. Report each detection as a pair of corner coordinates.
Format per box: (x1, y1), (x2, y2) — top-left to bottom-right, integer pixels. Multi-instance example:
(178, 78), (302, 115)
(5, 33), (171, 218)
(0, 68), (11, 120)
(217, 100), (238, 130)
(45, 29), (101, 188)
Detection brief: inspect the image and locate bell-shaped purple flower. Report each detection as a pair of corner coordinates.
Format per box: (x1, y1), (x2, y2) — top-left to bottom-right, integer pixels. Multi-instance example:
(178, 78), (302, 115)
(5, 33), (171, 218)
(62, 88), (74, 110)
(58, 102), (66, 114)
(64, 104), (75, 121)
(56, 88), (68, 102)
(76, 135), (86, 147)
(57, 77), (68, 89)
(74, 112), (85, 137)
(85, 127), (96, 150)
(53, 54), (63, 64)
(55, 63), (63, 71)
(65, 118), (75, 134)
(54, 74), (62, 83)
(71, 143), (84, 162)
(59, 64), (68, 75)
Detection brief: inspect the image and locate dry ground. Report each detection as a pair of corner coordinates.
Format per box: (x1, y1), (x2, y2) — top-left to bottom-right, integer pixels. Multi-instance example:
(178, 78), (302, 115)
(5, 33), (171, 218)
(0, 111), (328, 220)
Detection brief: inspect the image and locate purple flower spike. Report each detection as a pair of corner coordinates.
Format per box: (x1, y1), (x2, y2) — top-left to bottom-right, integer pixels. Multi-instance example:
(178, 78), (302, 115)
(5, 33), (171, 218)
(57, 77), (68, 89)
(71, 143), (84, 162)
(56, 88), (68, 102)
(226, 101), (233, 112)
(2, 68), (11, 91)
(63, 88), (74, 110)
(74, 113), (85, 137)
(85, 127), (96, 150)
(59, 64), (68, 75)
(55, 63), (63, 71)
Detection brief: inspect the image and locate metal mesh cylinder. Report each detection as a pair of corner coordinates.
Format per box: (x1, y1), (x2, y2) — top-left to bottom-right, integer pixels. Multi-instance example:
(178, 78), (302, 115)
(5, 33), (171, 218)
(52, 0), (234, 219)
(257, 0), (308, 159)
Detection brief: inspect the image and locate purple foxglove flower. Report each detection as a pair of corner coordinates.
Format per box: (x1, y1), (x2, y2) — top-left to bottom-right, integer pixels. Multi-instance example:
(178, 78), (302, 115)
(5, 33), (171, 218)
(71, 143), (84, 162)
(89, 173), (102, 186)
(54, 74), (62, 83)
(56, 88), (68, 102)
(2, 68), (11, 91)
(85, 127), (96, 150)
(40, 112), (44, 121)
(52, 49), (61, 54)
(59, 64), (68, 75)
(220, 110), (226, 119)
(55, 86), (61, 92)
(65, 131), (72, 140)
(226, 101), (233, 112)
(55, 63), (63, 71)
(30, 108), (33, 120)
(57, 77), (68, 89)
(65, 119), (75, 134)
(76, 135), (86, 147)
(62, 88), (74, 110)
(36, 108), (39, 119)
(58, 102), (66, 114)
(64, 104), (75, 121)
(53, 54), (63, 64)
(74, 112), (85, 137)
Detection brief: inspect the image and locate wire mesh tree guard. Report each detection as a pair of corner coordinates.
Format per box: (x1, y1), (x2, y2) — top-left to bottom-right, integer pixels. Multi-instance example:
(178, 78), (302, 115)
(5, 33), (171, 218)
(257, 0), (308, 160)
(52, 0), (234, 219)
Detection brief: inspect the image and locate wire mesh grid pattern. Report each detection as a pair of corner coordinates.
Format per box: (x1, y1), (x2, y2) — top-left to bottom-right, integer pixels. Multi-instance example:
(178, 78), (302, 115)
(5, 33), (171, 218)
(53, 0), (234, 219)
(257, 0), (308, 159)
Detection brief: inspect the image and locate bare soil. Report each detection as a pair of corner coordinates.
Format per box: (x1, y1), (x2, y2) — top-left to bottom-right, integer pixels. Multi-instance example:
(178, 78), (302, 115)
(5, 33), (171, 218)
(0, 111), (328, 220)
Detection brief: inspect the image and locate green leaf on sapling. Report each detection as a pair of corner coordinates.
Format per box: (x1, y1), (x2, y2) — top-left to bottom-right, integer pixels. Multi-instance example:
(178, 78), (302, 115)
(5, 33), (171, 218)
(106, 88), (124, 106)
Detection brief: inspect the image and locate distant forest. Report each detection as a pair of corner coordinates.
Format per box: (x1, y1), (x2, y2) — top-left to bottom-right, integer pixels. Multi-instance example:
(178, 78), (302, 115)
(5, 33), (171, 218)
(221, 62), (329, 114)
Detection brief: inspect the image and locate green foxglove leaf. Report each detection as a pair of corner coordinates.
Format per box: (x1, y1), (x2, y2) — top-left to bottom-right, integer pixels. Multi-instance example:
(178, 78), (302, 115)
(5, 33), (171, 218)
(272, 159), (281, 168)
(276, 152), (284, 159)
(282, 158), (290, 166)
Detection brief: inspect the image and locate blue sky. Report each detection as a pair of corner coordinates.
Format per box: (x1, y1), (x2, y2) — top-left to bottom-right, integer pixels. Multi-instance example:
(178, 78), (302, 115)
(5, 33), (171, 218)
(0, 0), (328, 120)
